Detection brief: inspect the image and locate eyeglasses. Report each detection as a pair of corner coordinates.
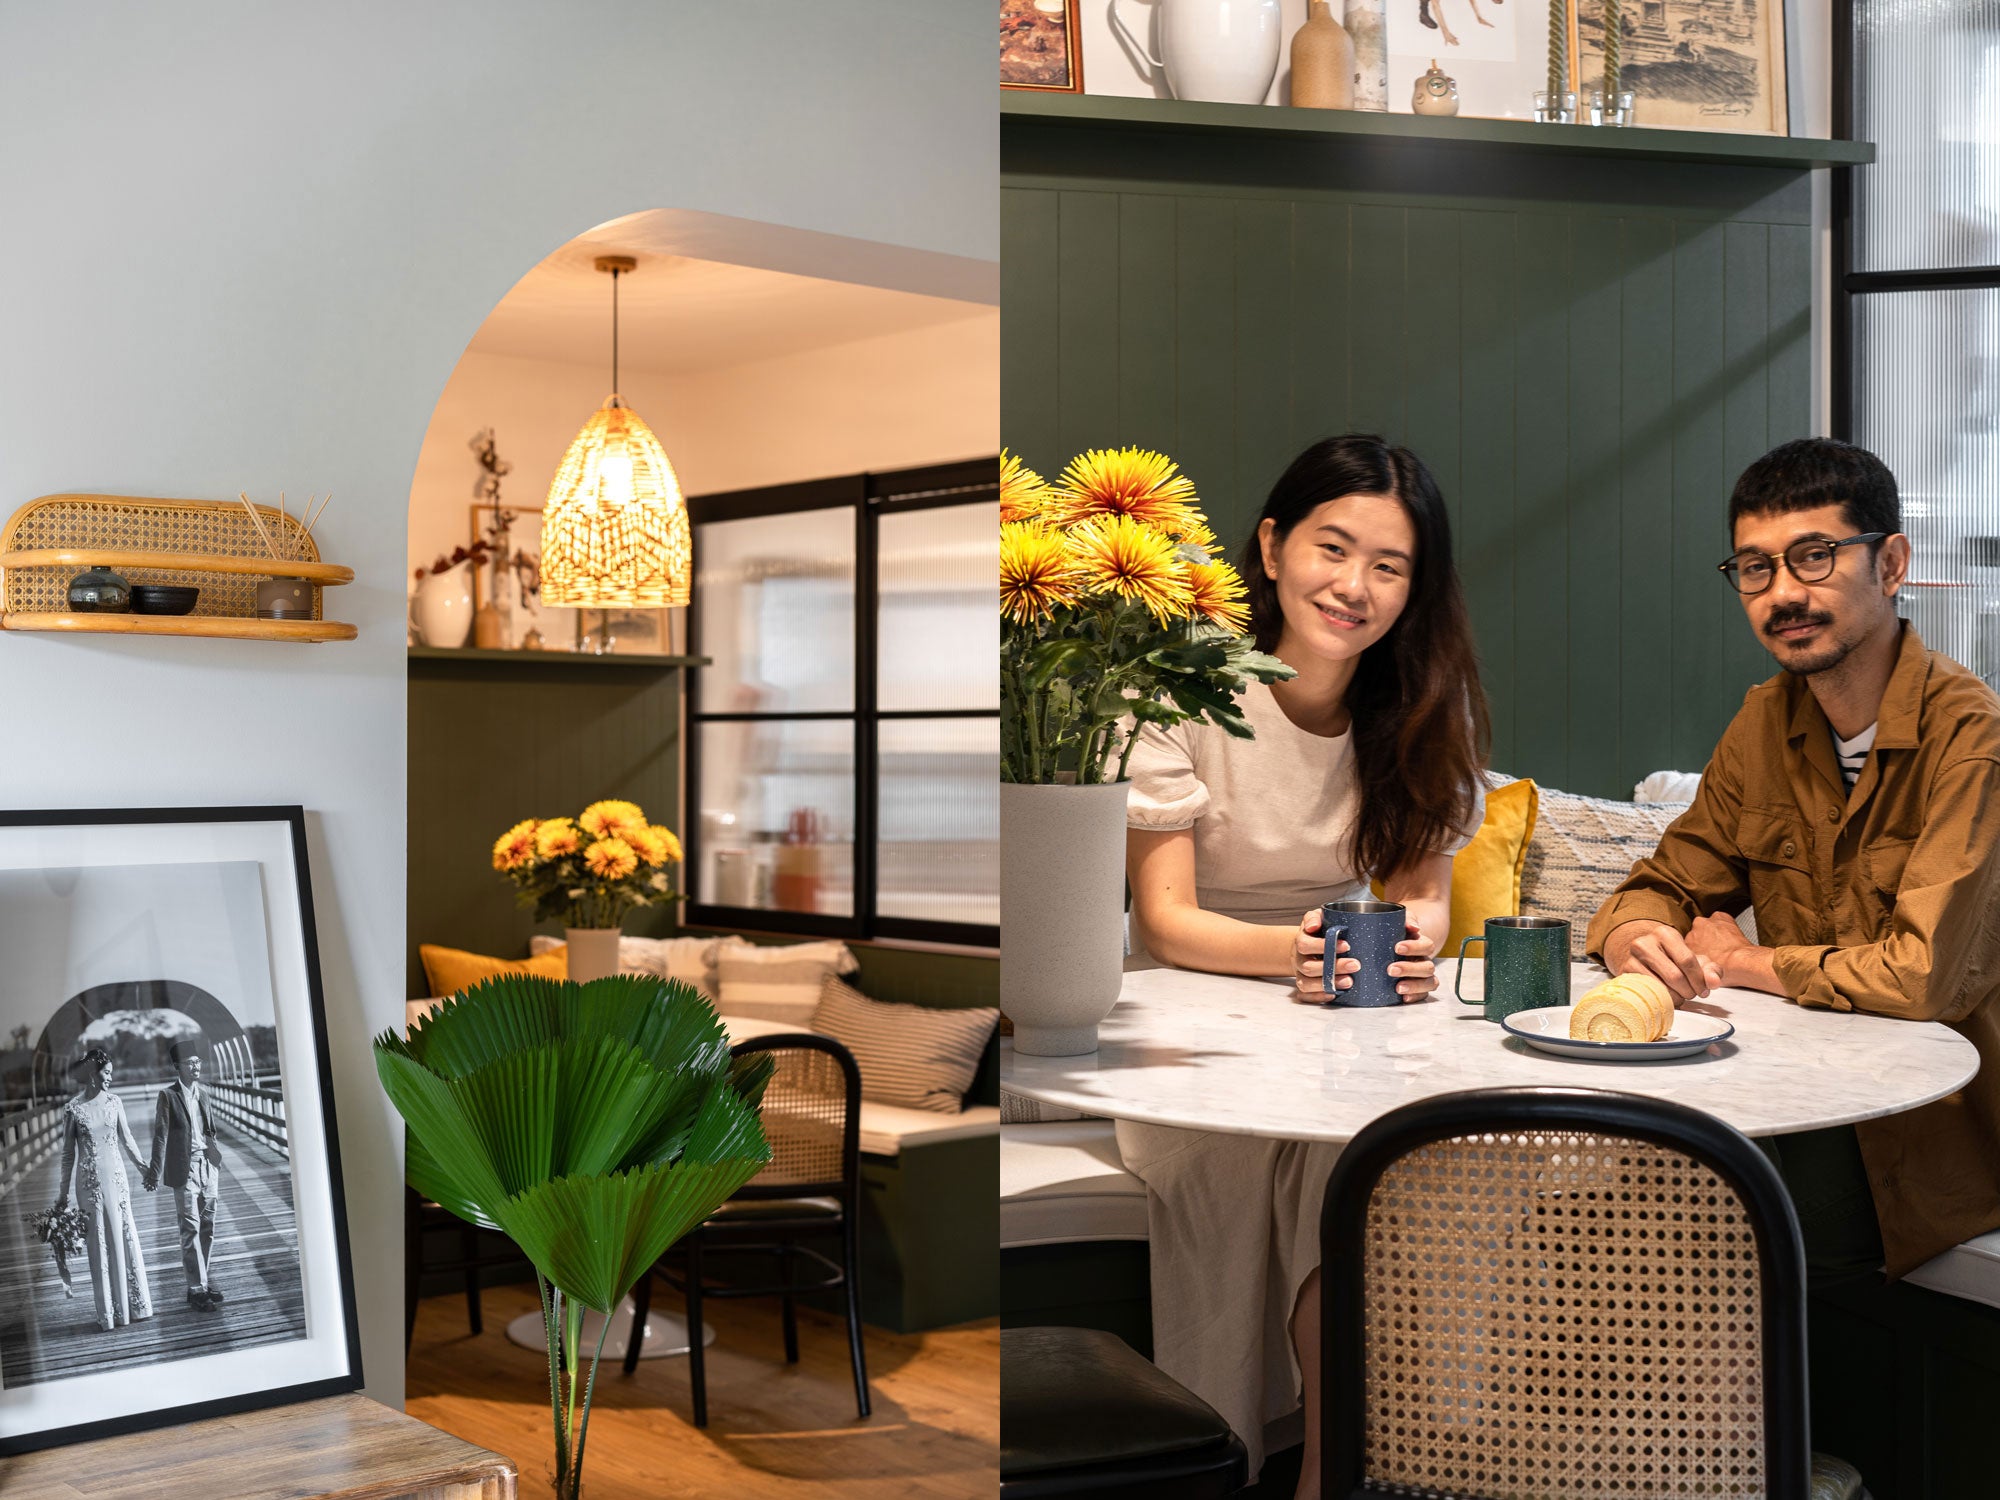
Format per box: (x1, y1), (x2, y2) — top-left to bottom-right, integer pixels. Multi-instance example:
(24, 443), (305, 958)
(1716, 533), (1887, 595)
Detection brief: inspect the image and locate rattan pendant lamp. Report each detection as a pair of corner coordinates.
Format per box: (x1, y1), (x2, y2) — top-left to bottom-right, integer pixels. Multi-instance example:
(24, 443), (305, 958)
(540, 255), (692, 608)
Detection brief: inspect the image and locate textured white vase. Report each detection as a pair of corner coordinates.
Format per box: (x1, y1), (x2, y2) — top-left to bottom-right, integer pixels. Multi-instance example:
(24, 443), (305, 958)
(1001, 782), (1130, 1056)
(412, 566), (474, 649)
(1112, 0), (1283, 105)
(1343, 0), (1388, 111)
(564, 927), (622, 983)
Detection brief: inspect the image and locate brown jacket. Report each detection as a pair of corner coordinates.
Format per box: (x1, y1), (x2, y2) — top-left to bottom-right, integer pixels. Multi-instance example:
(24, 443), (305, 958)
(1587, 623), (2000, 1278)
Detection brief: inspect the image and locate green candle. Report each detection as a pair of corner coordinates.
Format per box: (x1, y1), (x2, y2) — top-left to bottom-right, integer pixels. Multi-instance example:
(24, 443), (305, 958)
(1547, 0), (1567, 102)
(1603, 0), (1621, 100)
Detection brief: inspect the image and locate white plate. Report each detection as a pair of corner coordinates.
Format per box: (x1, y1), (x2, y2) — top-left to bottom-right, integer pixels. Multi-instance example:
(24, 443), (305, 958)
(1501, 1004), (1735, 1061)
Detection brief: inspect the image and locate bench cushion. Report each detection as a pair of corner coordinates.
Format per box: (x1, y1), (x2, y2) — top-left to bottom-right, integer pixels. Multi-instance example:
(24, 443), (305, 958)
(1903, 1228), (2000, 1310)
(860, 1102), (1000, 1158)
(1002, 1121), (1148, 1248)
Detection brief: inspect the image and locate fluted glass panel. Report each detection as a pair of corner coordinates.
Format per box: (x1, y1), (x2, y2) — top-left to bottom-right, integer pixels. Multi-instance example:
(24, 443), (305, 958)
(696, 719), (854, 916)
(1854, 0), (2000, 273)
(878, 501), (1000, 711)
(877, 718), (999, 927)
(1855, 287), (2000, 687)
(695, 507), (854, 714)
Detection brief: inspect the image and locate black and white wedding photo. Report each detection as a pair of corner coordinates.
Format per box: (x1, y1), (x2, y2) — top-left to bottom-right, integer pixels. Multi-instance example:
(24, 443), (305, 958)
(0, 861), (309, 1388)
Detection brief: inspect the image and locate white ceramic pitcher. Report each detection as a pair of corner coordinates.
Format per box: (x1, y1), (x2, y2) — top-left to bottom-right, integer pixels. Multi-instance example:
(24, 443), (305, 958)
(1111, 0), (1284, 105)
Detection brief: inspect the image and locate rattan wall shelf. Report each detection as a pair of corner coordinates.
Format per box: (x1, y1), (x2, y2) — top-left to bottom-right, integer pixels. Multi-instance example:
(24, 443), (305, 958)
(0, 494), (357, 643)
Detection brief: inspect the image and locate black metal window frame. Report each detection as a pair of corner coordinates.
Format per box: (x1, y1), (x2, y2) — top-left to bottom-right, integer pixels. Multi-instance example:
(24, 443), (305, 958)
(1831, 0), (2000, 439)
(684, 456), (999, 949)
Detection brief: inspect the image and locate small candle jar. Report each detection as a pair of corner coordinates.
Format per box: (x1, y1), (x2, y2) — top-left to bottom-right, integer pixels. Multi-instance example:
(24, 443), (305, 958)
(1534, 89), (1579, 124)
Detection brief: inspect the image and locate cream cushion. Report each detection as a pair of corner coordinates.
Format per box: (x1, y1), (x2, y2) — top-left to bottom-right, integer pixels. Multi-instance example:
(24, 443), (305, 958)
(529, 933), (723, 999)
(1904, 1229), (2000, 1311)
(715, 936), (859, 1026)
(1000, 1121), (1148, 1249)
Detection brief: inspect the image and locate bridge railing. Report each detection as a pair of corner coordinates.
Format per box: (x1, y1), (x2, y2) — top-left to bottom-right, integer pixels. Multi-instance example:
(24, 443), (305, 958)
(205, 1079), (288, 1160)
(1, 1101), (65, 1202)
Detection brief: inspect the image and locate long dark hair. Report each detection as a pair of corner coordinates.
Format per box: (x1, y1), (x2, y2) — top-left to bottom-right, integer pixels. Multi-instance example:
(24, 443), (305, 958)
(1240, 435), (1490, 883)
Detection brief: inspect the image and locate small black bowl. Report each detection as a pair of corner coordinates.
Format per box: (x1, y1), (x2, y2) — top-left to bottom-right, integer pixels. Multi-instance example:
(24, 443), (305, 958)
(129, 585), (201, 616)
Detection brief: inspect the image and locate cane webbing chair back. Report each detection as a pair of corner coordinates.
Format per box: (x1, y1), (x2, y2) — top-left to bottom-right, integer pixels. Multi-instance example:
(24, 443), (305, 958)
(1323, 1088), (1810, 1500)
(730, 1034), (860, 1197)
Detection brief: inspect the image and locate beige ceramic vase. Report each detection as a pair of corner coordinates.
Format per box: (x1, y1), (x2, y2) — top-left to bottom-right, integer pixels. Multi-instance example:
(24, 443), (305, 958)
(1289, 0), (1355, 109)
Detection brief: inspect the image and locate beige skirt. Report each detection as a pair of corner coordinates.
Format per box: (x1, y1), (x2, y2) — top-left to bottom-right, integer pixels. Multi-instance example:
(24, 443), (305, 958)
(1115, 1119), (1343, 1478)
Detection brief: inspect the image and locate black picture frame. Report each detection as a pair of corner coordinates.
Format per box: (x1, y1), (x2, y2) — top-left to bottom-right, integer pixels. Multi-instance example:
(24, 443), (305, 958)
(0, 806), (362, 1456)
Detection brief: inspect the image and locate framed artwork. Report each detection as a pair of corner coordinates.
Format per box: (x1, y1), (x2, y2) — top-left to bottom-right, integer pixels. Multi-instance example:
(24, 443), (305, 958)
(1574, 0), (1789, 135)
(470, 504), (685, 656)
(1387, 0), (1574, 121)
(1001, 0), (1084, 93)
(0, 808), (361, 1455)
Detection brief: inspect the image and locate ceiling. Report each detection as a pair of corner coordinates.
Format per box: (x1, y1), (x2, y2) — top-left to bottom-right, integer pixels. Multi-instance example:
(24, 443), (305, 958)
(465, 235), (993, 377)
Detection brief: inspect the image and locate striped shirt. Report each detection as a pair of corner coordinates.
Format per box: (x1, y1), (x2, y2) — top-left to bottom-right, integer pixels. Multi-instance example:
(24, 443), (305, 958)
(1835, 722), (1877, 792)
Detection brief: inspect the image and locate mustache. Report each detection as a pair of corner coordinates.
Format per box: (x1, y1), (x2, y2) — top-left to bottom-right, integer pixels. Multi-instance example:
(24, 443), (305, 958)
(1764, 605), (1832, 635)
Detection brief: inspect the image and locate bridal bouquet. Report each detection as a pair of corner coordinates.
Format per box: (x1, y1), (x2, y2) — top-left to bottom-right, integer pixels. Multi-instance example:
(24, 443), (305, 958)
(1000, 447), (1293, 785)
(26, 1203), (84, 1294)
(491, 800), (683, 928)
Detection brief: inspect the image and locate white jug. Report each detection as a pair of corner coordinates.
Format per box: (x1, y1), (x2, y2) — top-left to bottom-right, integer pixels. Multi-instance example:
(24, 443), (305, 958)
(1110, 0), (1284, 106)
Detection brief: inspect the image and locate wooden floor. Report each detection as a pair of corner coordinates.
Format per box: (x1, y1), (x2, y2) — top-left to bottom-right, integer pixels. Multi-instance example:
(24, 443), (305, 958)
(0, 1089), (306, 1387)
(406, 1283), (998, 1499)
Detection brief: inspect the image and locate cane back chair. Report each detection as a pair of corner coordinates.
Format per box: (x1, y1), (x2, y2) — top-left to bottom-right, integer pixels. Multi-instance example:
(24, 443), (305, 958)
(1320, 1087), (1814, 1500)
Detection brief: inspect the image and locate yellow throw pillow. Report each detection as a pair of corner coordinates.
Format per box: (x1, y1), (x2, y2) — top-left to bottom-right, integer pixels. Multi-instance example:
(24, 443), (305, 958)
(1444, 779), (1538, 952)
(418, 942), (568, 999)
(1375, 780), (1541, 951)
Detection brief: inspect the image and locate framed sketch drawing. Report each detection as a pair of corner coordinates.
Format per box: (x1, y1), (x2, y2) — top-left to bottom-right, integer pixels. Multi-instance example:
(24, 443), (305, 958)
(1001, 0), (1084, 93)
(0, 808), (361, 1454)
(1575, 0), (1788, 134)
(1387, 0), (1567, 120)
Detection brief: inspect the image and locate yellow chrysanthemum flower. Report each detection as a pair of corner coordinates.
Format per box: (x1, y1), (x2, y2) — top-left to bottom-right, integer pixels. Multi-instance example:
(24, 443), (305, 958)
(535, 817), (581, 860)
(1001, 520), (1082, 625)
(650, 825), (684, 863)
(1068, 514), (1193, 624)
(580, 799), (646, 838)
(584, 838), (639, 881)
(1055, 448), (1213, 547)
(1185, 560), (1250, 631)
(999, 449), (1056, 524)
(491, 819), (538, 872)
(625, 825), (682, 866)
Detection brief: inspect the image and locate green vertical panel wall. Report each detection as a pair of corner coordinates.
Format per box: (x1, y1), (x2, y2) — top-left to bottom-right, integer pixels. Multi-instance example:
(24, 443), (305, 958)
(1003, 125), (1815, 799)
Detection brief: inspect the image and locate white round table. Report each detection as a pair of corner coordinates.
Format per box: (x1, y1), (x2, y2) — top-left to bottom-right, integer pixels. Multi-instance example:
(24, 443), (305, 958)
(1001, 960), (1980, 1141)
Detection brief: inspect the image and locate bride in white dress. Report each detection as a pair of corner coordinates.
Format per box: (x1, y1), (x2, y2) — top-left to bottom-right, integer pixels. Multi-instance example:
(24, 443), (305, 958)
(52, 1047), (155, 1332)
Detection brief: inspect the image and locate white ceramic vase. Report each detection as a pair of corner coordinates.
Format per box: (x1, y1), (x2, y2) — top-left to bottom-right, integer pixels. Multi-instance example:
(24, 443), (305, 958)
(564, 927), (622, 983)
(412, 565), (474, 649)
(1111, 0), (1283, 105)
(1000, 782), (1130, 1056)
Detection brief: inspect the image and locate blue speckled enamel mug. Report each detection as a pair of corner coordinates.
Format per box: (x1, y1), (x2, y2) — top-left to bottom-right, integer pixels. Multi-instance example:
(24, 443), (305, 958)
(1456, 915), (1571, 1022)
(1321, 899), (1408, 1007)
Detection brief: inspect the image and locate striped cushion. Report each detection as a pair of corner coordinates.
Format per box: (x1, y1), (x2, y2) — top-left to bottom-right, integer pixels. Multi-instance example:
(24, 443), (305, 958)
(716, 937), (859, 1026)
(1519, 786), (1690, 959)
(812, 975), (999, 1114)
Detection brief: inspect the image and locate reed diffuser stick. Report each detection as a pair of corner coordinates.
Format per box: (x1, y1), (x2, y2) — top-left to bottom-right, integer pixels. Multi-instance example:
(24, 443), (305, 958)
(1603, 0), (1620, 100)
(1547, 0), (1567, 101)
(238, 492), (280, 560)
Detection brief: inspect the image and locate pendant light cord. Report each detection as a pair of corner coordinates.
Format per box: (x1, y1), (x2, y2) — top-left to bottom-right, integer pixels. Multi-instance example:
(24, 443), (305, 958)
(611, 267), (620, 395)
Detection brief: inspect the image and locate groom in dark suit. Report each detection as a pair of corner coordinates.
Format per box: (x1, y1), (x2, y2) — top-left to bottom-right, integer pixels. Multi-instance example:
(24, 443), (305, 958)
(146, 1039), (225, 1311)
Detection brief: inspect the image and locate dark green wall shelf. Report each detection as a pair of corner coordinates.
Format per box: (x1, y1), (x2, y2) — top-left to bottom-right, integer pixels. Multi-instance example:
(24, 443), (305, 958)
(1004, 94), (1874, 171)
(408, 647), (706, 669)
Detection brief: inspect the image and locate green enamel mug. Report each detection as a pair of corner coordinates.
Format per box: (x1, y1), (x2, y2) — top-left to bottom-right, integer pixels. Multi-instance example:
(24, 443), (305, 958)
(1455, 916), (1571, 1022)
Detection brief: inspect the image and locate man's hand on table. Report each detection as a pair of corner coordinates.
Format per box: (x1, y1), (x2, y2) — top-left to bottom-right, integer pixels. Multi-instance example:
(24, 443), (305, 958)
(1686, 911), (1786, 995)
(1601, 918), (1722, 1003)
(1292, 910), (1439, 1005)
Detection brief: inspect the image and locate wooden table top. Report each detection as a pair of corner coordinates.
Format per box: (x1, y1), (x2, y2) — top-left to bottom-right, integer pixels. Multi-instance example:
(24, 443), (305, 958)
(1, 1394), (517, 1500)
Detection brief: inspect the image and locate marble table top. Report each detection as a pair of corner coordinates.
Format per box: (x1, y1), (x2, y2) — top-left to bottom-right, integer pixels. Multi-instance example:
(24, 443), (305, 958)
(1001, 960), (1981, 1142)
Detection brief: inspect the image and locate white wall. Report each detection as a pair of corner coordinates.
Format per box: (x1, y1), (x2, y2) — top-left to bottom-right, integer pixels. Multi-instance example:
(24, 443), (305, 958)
(0, 2), (993, 1409)
(408, 313), (1000, 582)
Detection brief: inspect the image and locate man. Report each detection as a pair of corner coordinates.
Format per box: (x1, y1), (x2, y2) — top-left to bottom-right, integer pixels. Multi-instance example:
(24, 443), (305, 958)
(1587, 437), (2000, 1283)
(146, 1038), (226, 1311)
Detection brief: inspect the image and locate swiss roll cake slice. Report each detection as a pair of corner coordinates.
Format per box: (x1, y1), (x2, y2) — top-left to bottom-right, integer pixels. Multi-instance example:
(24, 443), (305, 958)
(1570, 972), (1677, 1042)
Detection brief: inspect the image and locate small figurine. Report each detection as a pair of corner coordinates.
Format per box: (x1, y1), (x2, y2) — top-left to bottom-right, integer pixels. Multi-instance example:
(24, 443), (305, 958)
(1412, 58), (1459, 116)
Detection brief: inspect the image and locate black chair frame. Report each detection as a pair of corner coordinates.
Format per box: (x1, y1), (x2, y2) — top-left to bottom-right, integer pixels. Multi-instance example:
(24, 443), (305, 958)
(625, 1032), (870, 1427)
(403, 1185), (522, 1349)
(1319, 1086), (1812, 1500)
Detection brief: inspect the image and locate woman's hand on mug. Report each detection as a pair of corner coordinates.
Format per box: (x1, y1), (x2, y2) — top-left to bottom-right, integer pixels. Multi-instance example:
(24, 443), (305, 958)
(1388, 919), (1440, 1002)
(1294, 908), (1359, 1003)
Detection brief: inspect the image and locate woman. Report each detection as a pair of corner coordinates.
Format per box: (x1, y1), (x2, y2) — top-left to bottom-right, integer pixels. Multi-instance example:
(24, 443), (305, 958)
(52, 1047), (155, 1332)
(1122, 435), (1490, 1496)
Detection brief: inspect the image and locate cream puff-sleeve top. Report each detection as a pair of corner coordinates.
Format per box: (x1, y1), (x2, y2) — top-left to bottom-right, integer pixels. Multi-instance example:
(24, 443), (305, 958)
(1125, 679), (1485, 930)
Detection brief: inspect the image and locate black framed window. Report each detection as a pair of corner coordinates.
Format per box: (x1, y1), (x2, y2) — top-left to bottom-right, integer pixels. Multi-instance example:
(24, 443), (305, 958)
(685, 458), (999, 947)
(1836, 0), (2000, 687)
